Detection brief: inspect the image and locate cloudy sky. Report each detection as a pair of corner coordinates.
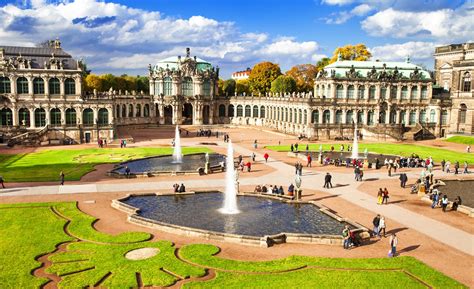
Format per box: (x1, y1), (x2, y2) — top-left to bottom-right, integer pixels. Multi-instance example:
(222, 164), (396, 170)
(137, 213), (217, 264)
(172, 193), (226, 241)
(0, 0), (472, 78)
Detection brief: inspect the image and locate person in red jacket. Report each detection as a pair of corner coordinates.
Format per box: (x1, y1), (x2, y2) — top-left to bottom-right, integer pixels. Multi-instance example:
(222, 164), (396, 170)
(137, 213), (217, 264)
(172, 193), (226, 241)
(307, 154), (312, 167)
(264, 153), (269, 162)
(246, 161), (251, 172)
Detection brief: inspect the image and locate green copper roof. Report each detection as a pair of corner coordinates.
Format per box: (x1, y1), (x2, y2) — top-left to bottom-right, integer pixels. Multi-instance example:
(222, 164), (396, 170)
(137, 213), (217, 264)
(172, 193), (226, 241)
(154, 56), (212, 72)
(323, 60), (431, 80)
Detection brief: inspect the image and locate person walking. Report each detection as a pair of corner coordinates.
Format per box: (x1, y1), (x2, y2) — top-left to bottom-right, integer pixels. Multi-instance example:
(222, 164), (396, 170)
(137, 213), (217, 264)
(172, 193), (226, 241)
(441, 194), (449, 212)
(399, 173), (408, 188)
(0, 175), (5, 188)
(372, 214), (380, 237)
(263, 153), (269, 163)
(251, 152), (256, 162)
(342, 225), (350, 249)
(125, 166), (131, 178)
(463, 161), (468, 174)
(382, 188), (389, 204)
(59, 171), (65, 186)
(445, 160), (451, 173)
(378, 216), (386, 238)
(467, 145), (471, 153)
(246, 161), (252, 172)
(290, 144), (294, 152)
(389, 233), (398, 257)
(431, 189), (439, 209)
(441, 159), (446, 172)
(454, 161), (460, 174)
(324, 172), (333, 188)
(377, 188), (383, 205)
(354, 166), (360, 181)
(307, 154), (312, 167)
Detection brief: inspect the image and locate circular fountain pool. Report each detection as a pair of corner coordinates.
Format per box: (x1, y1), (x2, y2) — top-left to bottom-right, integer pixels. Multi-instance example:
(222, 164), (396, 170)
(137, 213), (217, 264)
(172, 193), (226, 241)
(110, 153), (226, 176)
(118, 192), (352, 240)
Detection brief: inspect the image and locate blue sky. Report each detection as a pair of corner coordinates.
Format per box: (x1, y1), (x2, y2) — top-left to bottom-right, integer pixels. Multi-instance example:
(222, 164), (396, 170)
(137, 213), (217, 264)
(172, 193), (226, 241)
(0, 0), (472, 78)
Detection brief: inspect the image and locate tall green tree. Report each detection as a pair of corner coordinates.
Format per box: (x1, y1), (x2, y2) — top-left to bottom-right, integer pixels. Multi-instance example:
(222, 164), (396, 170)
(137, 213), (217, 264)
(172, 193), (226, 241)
(330, 44), (371, 63)
(249, 62), (281, 95)
(236, 79), (250, 95)
(270, 75), (297, 94)
(316, 57), (330, 71)
(223, 79), (236, 96)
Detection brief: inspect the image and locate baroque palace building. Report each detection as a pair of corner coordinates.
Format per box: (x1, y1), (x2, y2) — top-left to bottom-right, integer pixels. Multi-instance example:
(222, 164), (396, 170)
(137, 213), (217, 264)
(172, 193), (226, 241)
(0, 41), (470, 145)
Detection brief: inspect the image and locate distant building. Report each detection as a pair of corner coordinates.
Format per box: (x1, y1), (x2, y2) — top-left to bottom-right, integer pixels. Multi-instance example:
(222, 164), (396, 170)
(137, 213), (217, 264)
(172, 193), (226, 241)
(231, 68), (251, 80)
(434, 43), (474, 135)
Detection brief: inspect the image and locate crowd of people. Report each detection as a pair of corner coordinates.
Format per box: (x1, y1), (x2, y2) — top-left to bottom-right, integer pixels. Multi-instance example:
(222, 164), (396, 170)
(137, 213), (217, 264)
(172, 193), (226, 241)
(254, 183), (297, 196)
(430, 190), (463, 212)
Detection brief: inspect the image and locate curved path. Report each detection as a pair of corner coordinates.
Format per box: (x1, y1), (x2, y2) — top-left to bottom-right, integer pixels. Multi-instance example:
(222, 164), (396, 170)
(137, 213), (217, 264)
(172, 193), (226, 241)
(1, 141), (473, 256)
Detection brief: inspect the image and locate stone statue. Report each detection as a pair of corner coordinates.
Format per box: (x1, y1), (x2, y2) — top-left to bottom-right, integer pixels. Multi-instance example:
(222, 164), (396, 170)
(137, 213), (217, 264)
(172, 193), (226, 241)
(330, 69), (336, 78)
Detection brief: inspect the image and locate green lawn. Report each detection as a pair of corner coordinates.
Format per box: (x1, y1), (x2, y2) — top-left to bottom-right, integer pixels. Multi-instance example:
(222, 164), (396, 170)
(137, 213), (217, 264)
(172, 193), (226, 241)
(265, 143), (472, 163)
(0, 202), (466, 289)
(0, 147), (211, 182)
(446, 136), (474, 145)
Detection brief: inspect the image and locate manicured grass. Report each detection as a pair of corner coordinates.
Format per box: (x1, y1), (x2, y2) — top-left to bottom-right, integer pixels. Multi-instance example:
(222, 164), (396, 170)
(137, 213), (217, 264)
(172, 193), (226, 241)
(0, 146), (211, 182)
(180, 244), (465, 288)
(265, 143), (473, 163)
(446, 136), (474, 145)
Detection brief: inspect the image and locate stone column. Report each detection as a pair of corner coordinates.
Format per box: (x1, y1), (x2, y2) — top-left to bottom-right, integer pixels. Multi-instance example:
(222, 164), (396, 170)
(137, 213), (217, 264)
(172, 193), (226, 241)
(75, 77), (82, 97)
(108, 108), (113, 125)
(405, 109), (410, 125)
(209, 104), (214, 125)
(44, 77), (49, 97)
(417, 84), (422, 101)
(59, 77), (65, 99)
(396, 84), (401, 101)
(29, 108), (35, 128)
(386, 104), (391, 124)
(330, 108), (335, 124)
(374, 108), (380, 124)
(10, 76), (17, 95)
(60, 108), (66, 126)
(159, 104), (164, 124)
(27, 77), (34, 98)
(375, 84), (381, 100)
(342, 109), (347, 124)
(45, 106), (51, 125)
(319, 109), (324, 124)
(12, 103), (18, 126)
(149, 79), (155, 96)
(343, 84), (348, 99)
(330, 83), (336, 99)
(93, 108), (98, 125)
(77, 108), (83, 125)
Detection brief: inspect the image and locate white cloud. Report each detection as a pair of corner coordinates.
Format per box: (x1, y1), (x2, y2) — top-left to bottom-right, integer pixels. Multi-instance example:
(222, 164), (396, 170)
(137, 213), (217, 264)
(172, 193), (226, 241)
(321, 0), (355, 5)
(351, 4), (372, 16)
(361, 4), (474, 41)
(325, 3), (373, 24)
(258, 40), (319, 57)
(370, 41), (437, 62)
(311, 54), (328, 62)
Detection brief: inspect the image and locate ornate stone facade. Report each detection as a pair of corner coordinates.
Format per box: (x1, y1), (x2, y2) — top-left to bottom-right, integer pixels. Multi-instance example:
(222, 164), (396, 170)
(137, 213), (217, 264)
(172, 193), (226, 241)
(434, 43), (474, 135)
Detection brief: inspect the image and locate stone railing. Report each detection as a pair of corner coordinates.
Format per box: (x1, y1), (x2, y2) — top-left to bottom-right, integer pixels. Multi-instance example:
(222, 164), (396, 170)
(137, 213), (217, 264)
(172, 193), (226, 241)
(7, 125), (49, 147)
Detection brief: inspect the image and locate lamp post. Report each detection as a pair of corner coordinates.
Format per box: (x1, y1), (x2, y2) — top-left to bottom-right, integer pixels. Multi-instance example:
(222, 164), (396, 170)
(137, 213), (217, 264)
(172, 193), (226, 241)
(235, 169), (240, 193)
(295, 174), (302, 200)
(95, 118), (99, 143)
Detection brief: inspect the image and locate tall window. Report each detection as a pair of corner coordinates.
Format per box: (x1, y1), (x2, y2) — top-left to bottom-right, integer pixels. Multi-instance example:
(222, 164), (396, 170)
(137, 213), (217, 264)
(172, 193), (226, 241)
(409, 111), (416, 125)
(312, 110), (319, 124)
(303, 110), (307, 124)
(357, 111), (364, 124)
(218, 104), (226, 117)
(50, 108), (61, 126)
(128, 104), (133, 117)
(33, 78), (44, 94)
(430, 110), (436, 123)
(323, 110), (330, 124)
(400, 110), (406, 124)
(66, 108), (76, 126)
(0, 77), (11, 93)
(116, 105), (120, 118)
(245, 105), (251, 117)
(421, 86), (428, 99)
(18, 108), (30, 126)
(182, 77), (193, 96)
(136, 104), (141, 117)
(82, 108), (94, 126)
(367, 111), (374, 125)
(154, 81), (161, 95)
(17, 77), (29, 94)
(335, 110), (342, 124)
(401, 86), (408, 99)
(419, 109), (426, 124)
(441, 110), (448, 125)
(347, 85), (354, 99)
(98, 108), (108, 126)
(260, 106), (265, 118)
(64, 78), (75, 95)
(463, 72), (471, 92)
(390, 86), (397, 99)
(143, 104), (150, 117)
(357, 86), (365, 99)
(0, 108), (12, 126)
(298, 109), (303, 124)
(122, 105), (126, 118)
(369, 86), (376, 99)
(411, 86), (418, 99)
(34, 108), (46, 127)
(459, 104), (467, 124)
(253, 105), (259, 118)
(346, 110), (353, 124)
(163, 77), (172, 96)
(49, 78), (60, 94)
(228, 105), (234, 117)
(336, 85), (344, 98)
(380, 87), (387, 99)
(236, 105), (243, 117)
(203, 80), (211, 96)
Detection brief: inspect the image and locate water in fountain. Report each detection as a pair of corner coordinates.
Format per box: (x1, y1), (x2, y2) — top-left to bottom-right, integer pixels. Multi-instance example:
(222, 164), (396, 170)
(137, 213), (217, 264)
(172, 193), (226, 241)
(351, 123), (359, 159)
(219, 140), (240, 214)
(172, 125), (183, 163)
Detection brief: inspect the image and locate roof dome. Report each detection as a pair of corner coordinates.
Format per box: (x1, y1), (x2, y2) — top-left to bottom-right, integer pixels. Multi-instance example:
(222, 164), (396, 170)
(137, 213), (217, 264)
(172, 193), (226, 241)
(154, 48), (213, 72)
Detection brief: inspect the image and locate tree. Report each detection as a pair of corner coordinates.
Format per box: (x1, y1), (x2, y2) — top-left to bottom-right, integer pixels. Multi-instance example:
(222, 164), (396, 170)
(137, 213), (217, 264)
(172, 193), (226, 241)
(248, 62), (281, 95)
(217, 79), (225, 96)
(100, 74), (117, 91)
(330, 44), (371, 63)
(236, 79), (250, 96)
(84, 74), (103, 92)
(285, 64), (318, 92)
(316, 57), (330, 71)
(223, 79), (236, 96)
(136, 76), (149, 93)
(270, 75), (297, 94)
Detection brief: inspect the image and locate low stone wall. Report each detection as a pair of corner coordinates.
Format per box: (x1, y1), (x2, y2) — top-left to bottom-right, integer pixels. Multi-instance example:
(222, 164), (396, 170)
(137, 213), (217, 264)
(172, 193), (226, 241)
(421, 195), (474, 217)
(112, 191), (369, 247)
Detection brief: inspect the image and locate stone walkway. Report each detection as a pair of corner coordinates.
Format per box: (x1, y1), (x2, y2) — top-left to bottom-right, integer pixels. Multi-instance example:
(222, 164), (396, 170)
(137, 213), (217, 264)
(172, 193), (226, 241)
(1, 142), (473, 256)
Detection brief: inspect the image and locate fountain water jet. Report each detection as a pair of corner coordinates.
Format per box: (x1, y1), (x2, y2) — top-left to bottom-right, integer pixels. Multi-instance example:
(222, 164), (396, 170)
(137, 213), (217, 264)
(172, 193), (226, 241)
(351, 122), (359, 159)
(172, 125), (183, 163)
(219, 140), (240, 214)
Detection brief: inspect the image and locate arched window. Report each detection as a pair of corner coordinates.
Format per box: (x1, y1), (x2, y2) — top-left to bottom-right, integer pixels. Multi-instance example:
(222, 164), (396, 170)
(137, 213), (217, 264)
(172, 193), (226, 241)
(357, 86), (365, 99)
(82, 108), (94, 126)
(335, 110), (342, 124)
(0, 108), (12, 126)
(419, 109), (427, 124)
(0, 77), (11, 93)
(315, 85), (319, 97)
(154, 81), (161, 95)
(429, 110), (435, 123)
(65, 78), (75, 95)
(336, 85), (344, 98)
(218, 104), (226, 117)
(122, 104), (126, 118)
(285, 108), (288, 122)
(66, 108), (76, 126)
(228, 105), (234, 117)
(347, 85), (354, 99)
(245, 105), (251, 117)
(346, 110), (353, 124)
(390, 110), (396, 124)
(128, 104), (133, 117)
(421, 86), (428, 99)
(459, 104), (467, 124)
(18, 108), (30, 126)
(49, 78), (60, 95)
(116, 105), (120, 118)
(33, 78), (45, 95)
(182, 77), (193, 96)
(380, 86), (387, 99)
(369, 86), (376, 99)
(411, 86), (418, 99)
(401, 86), (408, 99)
(463, 72), (471, 92)
(34, 108), (46, 127)
(236, 105), (243, 117)
(253, 105), (259, 118)
(367, 111), (374, 125)
(400, 110), (407, 124)
(441, 110), (448, 125)
(98, 108), (108, 126)
(203, 80), (211, 96)
(323, 110), (330, 124)
(298, 109), (303, 124)
(289, 109), (293, 122)
(143, 104), (150, 117)
(320, 85), (325, 97)
(260, 106), (265, 118)
(390, 86), (397, 99)
(17, 77), (29, 94)
(50, 108), (61, 126)
(379, 110), (386, 124)
(136, 104), (141, 117)
(163, 77), (172, 96)
(312, 110), (319, 124)
(409, 111), (416, 125)
(357, 110), (364, 124)
(303, 110), (307, 124)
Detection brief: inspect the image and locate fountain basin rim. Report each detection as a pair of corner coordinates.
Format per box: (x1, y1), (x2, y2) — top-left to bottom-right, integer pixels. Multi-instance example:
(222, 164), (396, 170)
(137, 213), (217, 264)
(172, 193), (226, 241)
(112, 191), (369, 247)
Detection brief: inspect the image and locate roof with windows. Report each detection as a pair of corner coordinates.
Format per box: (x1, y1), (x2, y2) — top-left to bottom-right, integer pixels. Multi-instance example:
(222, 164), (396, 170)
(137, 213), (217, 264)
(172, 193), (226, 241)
(153, 48), (213, 72)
